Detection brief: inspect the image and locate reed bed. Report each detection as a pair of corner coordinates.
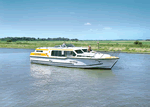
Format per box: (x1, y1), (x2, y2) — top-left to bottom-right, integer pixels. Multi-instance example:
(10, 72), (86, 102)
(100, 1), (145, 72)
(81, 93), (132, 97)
(0, 40), (150, 53)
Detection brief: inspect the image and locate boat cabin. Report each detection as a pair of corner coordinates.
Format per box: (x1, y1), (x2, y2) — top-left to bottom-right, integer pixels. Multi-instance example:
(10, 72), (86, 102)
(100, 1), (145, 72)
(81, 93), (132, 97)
(30, 44), (89, 58)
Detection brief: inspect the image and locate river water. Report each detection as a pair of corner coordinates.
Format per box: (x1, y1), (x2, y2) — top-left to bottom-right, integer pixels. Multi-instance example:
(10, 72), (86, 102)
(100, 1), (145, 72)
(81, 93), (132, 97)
(0, 48), (150, 107)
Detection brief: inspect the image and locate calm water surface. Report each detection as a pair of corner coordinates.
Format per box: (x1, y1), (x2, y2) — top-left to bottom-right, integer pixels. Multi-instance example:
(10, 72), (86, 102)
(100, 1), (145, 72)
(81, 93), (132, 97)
(0, 48), (150, 107)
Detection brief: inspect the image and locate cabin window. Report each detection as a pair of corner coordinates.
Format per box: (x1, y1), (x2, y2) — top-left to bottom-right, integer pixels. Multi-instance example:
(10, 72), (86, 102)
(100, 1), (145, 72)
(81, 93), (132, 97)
(64, 51), (71, 56)
(64, 51), (76, 56)
(82, 49), (87, 52)
(72, 52), (76, 56)
(36, 50), (43, 52)
(57, 51), (62, 56)
(51, 51), (61, 56)
(51, 50), (76, 57)
(75, 50), (83, 54)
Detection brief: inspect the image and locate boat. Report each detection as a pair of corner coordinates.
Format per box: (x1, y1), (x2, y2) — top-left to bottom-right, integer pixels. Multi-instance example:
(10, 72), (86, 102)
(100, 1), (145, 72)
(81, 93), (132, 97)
(30, 44), (119, 69)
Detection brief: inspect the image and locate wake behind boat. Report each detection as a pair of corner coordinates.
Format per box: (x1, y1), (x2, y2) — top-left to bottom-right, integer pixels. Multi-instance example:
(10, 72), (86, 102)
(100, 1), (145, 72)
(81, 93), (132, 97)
(30, 44), (119, 69)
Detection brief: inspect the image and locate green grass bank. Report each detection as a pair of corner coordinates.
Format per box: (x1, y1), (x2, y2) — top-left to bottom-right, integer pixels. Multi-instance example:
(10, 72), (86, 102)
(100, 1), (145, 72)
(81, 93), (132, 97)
(0, 40), (150, 54)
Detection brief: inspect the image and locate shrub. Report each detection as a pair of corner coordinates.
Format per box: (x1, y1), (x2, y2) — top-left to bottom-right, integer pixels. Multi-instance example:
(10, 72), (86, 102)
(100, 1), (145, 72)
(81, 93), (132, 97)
(7, 40), (12, 42)
(134, 40), (139, 45)
(134, 40), (142, 45)
(139, 42), (142, 45)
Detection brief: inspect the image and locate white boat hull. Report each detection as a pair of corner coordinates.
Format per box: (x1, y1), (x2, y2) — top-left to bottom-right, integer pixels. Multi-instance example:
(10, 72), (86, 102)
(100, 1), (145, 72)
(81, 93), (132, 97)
(30, 56), (118, 69)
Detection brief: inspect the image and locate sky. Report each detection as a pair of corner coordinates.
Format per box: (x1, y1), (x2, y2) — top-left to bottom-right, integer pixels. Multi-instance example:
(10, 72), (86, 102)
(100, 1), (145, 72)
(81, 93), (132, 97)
(0, 0), (150, 40)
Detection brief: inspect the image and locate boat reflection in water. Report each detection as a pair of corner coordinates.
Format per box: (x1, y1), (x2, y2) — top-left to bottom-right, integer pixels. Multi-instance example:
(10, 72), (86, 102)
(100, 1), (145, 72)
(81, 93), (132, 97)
(30, 63), (115, 80)
(81, 69), (115, 78)
(30, 64), (54, 87)
(30, 64), (52, 78)
(30, 63), (115, 103)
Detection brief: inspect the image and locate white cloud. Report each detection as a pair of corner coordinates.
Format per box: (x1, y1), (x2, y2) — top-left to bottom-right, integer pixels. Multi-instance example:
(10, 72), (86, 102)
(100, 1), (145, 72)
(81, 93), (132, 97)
(84, 22), (91, 25)
(103, 27), (112, 30)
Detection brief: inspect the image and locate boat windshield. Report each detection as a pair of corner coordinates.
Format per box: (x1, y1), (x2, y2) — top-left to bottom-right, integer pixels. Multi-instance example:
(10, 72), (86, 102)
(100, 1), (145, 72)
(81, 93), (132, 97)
(75, 50), (83, 54)
(65, 44), (75, 47)
(61, 44), (75, 47)
(82, 49), (88, 52)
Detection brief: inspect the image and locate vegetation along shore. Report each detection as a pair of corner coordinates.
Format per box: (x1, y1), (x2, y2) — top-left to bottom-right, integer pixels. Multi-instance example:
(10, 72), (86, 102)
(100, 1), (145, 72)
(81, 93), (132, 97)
(0, 37), (150, 54)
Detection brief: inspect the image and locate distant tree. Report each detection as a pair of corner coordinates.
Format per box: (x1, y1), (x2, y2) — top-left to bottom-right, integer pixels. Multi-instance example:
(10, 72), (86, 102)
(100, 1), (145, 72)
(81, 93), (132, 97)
(146, 39), (150, 41)
(0, 37), (78, 41)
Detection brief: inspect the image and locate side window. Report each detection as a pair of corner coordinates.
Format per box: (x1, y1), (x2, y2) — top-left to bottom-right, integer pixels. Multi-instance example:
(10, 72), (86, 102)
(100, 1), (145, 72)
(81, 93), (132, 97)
(82, 49), (87, 52)
(58, 51), (61, 56)
(51, 50), (76, 57)
(36, 50), (43, 52)
(51, 50), (64, 56)
(75, 50), (83, 54)
(51, 51), (56, 56)
(72, 51), (76, 56)
(64, 51), (76, 56)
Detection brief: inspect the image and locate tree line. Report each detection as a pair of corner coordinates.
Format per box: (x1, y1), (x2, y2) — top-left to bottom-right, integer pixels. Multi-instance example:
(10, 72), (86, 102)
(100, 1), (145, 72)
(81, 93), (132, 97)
(0, 37), (79, 42)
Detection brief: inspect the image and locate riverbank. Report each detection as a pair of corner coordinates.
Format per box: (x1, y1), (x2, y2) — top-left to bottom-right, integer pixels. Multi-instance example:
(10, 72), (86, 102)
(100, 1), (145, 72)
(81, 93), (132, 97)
(0, 40), (150, 54)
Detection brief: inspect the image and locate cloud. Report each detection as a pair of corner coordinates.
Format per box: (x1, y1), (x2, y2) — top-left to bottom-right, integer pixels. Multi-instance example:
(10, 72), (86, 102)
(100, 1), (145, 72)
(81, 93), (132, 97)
(84, 22), (91, 25)
(103, 27), (112, 30)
